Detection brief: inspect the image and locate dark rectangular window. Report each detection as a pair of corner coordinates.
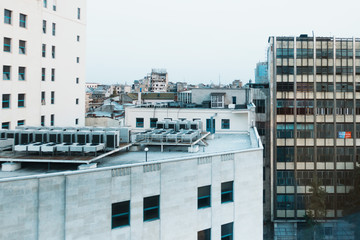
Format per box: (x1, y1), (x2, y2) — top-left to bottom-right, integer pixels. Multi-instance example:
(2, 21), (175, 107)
(52, 23), (56, 36)
(232, 96), (236, 104)
(77, 35), (80, 42)
(150, 118), (158, 128)
(277, 171), (295, 186)
(256, 122), (266, 136)
(43, 0), (47, 8)
(296, 48), (313, 58)
(317, 147), (334, 162)
(276, 123), (294, 138)
(143, 195), (159, 221)
(2, 94), (10, 109)
(76, 77), (79, 84)
(76, 98), (79, 104)
(42, 68), (46, 81)
(43, 20), (46, 33)
(51, 46), (55, 58)
(4, 37), (11, 52)
(221, 181), (233, 203)
(77, 8), (81, 19)
(51, 91), (55, 104)
(18, 93), (25, 108)
(4, 9), (11, 24)
(75, 118), (79, 125)
(276, 66), (294, 75)
(221, 119), (230, 129)
(276, 48), (294, 58)
(2, 122), (10, 129)
(221, 222), (233, 240)
(17, 120), (25, 126)
(3, 65), (10, 80)
(41, 91), (45, 105)
(198, 228), (211, 240)
(50, 114), (54, 126)
(296, 66), (313, 75)
(277, 147), (294, 162)
(276, 194), (295, 210)
(42, 44), (46, 57)
(51, 68), (55, 81)
(76, 57), (80, 63)
(19, 14), (26, 28)
(19, 40), (26, 54)
(136, 118), (144, 128)
(41, 115), (45, 126)
(198, 185), (211, 209)
(254, 99), (265, 113)
(277, 82), (294, 91)
(112, 201), (130, 229)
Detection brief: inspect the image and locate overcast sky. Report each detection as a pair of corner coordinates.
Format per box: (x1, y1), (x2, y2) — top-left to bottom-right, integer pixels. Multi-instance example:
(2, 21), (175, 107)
(86, 0), (360, 85)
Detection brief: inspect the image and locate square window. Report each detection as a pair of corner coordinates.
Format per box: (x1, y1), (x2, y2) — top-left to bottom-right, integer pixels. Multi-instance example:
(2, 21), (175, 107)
(4, 37), (11, 52)
(198, 185), (211, 209)
(42, 68), (46, 81)
(136, 118), (144, 128)
(17, 120), (25, 126)
(19, 67), (25, 81)
(3, 66), (10, 80)
(42, 44), (46, 57)
(4, 9), (11, 24)
(150, 118), (158, 128)
(18, 93), (25, 108)
(19, 14), (26, 28)
(221, 181), (233, 203)
(2, 94), (10, 109)
(50, 114), (54, 126)
(52, 23), (56, 36)
(221, 119), (230, 129)
(112, 201), (130, 229)
(221, 222), (233, 240)
(19, 40), (26, 54)
(52, 46), (55, 58)
(51, 69), (55, 81)
(143, 195), (160, 221)
(198, 228), (211, 240)
(41, 115), (45, 126)
(43, 20), (47, 33)
(2, 122), (10, 129)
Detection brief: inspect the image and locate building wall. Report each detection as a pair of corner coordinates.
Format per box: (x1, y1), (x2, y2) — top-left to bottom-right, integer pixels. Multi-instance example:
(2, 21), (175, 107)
(0, 0), (86, 129)
(0, 148), (263, 240)
(191, 88), (248, 106)
(125, 107), (251, 133)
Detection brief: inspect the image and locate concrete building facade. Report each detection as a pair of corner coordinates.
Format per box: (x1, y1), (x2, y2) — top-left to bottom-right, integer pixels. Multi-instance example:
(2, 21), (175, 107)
(0, 0), (86, 129)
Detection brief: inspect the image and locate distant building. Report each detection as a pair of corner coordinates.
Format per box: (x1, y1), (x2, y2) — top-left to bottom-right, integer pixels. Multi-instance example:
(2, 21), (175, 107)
(86, 82), (100, 89)
(255, 62), (268, 84)
(150, 69), (168, 92)
(0, 0), (86, 129)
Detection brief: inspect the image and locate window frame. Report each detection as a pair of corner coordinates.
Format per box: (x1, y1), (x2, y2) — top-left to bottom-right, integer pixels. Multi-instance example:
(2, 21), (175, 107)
(221, 181), (233, 203)
(221, 222), (233, 240)
(52, 22), (56, 36)
(18, 93), (25, 108)
(19, 13), (26, 28)
(43, 20), (47, 33)
(42, 44), (46, 57)
(221, 119), (230, 129)
(198, 228), (211, 240)
(51, 91), (55, 104)
(198, 185), (211, 209)
(19, 40), (26, 54)
(18, 67), (25, 81)
(2, 94), (10, 109)
(3, 65), (11, 80)
(143, 195), (160, 222)
(2, 122), (10, 129)
(4, 37), (11, 52)
(4, 9), (12, 24)
(150, 118), (158, 128)
(111, 200), (130, 229)
(136, 118), (144, 128)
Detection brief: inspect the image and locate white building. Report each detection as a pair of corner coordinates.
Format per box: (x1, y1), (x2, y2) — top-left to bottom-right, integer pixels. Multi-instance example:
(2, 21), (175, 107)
(0, 0), (86, 129)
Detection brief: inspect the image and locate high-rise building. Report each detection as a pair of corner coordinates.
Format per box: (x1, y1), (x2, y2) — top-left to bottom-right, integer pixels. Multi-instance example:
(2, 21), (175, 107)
(255, 62), (268, 84)
(0, 0), (86, 129)
(268, 35), (358, 238)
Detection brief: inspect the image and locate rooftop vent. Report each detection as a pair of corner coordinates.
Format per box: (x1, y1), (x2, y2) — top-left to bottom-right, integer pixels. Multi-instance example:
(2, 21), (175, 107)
(299, 34), (308, 38)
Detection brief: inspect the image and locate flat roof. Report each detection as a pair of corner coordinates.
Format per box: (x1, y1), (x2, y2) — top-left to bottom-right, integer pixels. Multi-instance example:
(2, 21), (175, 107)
(0, 129), (261, 180)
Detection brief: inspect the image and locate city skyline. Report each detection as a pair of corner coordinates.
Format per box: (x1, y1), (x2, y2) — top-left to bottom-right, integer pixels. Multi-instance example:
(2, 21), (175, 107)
(86, 0), (360, 85)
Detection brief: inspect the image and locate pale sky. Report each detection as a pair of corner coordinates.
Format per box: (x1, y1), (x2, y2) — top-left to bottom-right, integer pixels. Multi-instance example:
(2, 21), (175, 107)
(86, 0), (360, 85)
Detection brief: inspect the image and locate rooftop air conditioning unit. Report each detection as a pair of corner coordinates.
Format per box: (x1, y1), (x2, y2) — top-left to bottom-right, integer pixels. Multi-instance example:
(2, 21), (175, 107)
(228, 104), (235, 109)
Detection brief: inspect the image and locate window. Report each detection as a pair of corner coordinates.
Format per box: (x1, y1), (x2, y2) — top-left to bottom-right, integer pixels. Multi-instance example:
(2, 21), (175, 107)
(42, 68), (46, 81)
(198, 228), (211, 240)
(19, 14), (26, 28)
(76, 77), (79, 84)
(41, 91), (45, 105)
(4, 37), (11, 52)
(198, 185), (211, 209)
(43, 20), (47, 33)
(76, 98), (79, 104)
(4, 9), (11, 24)
(43, 0), (47, 8)
(17, 120), (25, 126)
(277, 123), (294, 138)
(53, 3), (57, 11)
(76, 57), (79, 63)
(254, 99), (265, 113)
(277, 171), (295, 186)
(19, 40), (26, 54)
(221, 181), (233, 203)
(2, 122), (10, 129)
(232, 96), (236, 104)
(77, 35), (80, 42)
(112, 201), (130, 229)
(211, 94), (224, 108)
(221, 222), (233, 240)
(18, 67), (25, 81)
(41, 115), (45, 126)
(51, 46), (55, 58)
(143, 195), (159, 221)
(277, 82), (294, 91)
(75, 118), (79, 125)
(3, 65), (10, 80)
(51, 68), (55, 81)
(136, 118), (144, 128)
(150, 118), (158, 128)
(276, 194), (294, 210)
(50, 114), (54, 126)
(51, 91), (55, 104)
(42, 44), (46, 57)
(221, 119), (230, 129)
(277, 147), (294, 162)
(77, 8), (81, 19)
(52, 23), (56, 36)
(18, 94), (25, 108)
(2, 94), (10, 109)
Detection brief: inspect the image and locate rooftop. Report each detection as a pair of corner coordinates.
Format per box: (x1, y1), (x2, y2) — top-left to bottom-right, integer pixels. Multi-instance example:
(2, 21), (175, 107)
(0, 129), (261, 180)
